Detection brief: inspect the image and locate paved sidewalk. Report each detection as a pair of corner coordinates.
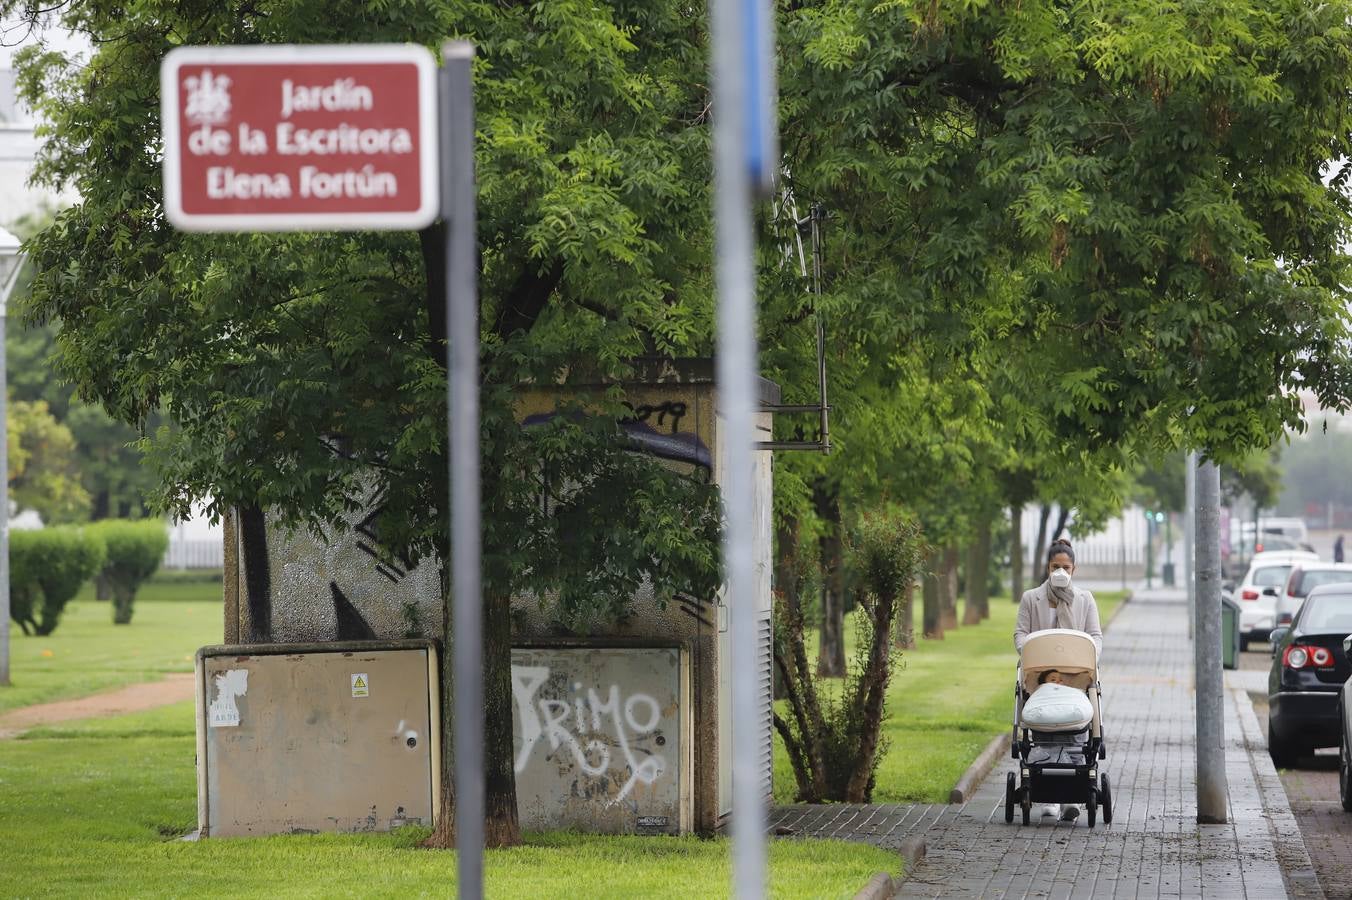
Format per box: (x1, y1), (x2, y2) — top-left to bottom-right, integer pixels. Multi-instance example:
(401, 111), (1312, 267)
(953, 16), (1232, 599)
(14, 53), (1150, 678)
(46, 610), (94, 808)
(770, 587), (1321, 898)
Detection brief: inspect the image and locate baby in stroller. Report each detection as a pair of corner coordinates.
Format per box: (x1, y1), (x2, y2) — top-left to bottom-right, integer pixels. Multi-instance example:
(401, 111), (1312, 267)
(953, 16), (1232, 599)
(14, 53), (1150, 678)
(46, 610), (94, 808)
(1004, 628), (1112, 827)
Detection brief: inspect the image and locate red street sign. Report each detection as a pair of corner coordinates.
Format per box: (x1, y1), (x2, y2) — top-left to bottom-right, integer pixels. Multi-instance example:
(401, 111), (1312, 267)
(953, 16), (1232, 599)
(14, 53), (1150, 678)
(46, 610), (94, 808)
(161, 44), (439, 232)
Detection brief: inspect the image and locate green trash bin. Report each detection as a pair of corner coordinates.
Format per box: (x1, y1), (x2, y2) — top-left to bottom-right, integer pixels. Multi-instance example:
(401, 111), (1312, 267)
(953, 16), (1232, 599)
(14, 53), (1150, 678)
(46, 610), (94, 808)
(1221, 593), (1241, 670)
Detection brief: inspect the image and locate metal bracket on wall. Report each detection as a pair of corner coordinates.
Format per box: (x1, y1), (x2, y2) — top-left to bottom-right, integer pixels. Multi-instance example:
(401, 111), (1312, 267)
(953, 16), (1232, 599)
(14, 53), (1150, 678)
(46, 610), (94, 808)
(758, 199), (830, 453)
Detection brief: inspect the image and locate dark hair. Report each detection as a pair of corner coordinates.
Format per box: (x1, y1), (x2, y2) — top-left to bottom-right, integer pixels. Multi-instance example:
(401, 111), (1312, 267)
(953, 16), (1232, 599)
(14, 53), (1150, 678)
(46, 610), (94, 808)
(1038, 670), (1060, 685)
(1047, 539), (1074, 565)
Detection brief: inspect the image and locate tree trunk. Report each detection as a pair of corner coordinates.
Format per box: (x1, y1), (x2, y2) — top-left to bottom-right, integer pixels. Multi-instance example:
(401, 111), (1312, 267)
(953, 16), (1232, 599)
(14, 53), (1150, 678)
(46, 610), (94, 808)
(815, 482), (846, 677)
(922, 550), (943, 640)
(424, 556), (456, 848)
(111, 586), (134, 625)
(1011, 503), (1024, 602)
(939, 544), (960, 631)
(482, 590), (521, 847)
(845, 584), (899, 801)
(963, 545), (981, 625)
(419, 224), (522, 850)
(95, 572), (112, 602)
(1033, 504), (1051, 578)
(1052, 506), (1071, 545)
(964, 515), (992, 624)
(894, 578), (916, 650)
(774, 515), (800, 700)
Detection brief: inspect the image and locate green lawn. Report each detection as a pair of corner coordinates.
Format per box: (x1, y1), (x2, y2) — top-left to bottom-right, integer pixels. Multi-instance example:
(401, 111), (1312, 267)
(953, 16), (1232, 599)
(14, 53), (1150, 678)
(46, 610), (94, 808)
(1, 702), (897, 899)
(1, 578), (223, 715)
(773, 589), (1128, 804)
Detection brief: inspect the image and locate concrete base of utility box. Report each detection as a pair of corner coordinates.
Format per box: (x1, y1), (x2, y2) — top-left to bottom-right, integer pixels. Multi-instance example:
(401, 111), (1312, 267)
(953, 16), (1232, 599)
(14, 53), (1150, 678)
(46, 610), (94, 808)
(195, 641), (440, 838)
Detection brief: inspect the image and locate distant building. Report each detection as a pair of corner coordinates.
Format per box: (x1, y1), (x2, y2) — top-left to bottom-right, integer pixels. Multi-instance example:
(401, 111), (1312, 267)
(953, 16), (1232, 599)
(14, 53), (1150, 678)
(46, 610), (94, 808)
(1299, 390), (1352, 435)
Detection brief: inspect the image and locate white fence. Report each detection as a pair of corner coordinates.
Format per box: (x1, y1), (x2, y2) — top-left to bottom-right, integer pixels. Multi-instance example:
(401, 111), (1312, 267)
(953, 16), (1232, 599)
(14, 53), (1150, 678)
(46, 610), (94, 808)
(162, 537), (224, 570)
(1019, 504), (1149, 569)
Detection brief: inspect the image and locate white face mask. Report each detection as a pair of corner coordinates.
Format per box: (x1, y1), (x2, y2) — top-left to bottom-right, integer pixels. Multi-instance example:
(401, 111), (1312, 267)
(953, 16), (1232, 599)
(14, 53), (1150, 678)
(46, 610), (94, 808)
(1049, 569), (1072, 589)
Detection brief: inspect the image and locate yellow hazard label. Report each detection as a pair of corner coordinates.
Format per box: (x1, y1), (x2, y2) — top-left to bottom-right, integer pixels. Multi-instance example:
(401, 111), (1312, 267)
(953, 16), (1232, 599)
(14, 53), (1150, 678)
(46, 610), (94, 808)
(351, 673), (369, 698)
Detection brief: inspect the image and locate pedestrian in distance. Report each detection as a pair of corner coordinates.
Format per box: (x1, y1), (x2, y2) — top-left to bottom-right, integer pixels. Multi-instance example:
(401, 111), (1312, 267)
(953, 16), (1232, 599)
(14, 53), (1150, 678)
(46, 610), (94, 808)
(1014, 538), (1104, 821)
(1336, 534), (1345, 563)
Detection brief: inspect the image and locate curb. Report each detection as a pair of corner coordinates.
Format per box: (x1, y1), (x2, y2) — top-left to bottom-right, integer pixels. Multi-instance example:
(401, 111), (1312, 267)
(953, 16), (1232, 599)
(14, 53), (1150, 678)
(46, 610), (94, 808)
(1103, 588), (1133, 630)
(949, 731), (1010, 804)
(852, 836), (926, 900)
(1230, 687), (1325, 899)
(851, 872), (894, 900)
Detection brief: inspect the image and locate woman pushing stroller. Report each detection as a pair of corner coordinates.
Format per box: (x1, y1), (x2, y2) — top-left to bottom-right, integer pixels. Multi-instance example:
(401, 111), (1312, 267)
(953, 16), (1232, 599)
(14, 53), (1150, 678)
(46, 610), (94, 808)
(1014, 538), (1103, 822)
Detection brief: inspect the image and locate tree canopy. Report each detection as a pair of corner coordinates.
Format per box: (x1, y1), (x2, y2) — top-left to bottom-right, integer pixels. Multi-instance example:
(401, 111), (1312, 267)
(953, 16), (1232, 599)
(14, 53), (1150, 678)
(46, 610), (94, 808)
(7, 0), (1352, 843)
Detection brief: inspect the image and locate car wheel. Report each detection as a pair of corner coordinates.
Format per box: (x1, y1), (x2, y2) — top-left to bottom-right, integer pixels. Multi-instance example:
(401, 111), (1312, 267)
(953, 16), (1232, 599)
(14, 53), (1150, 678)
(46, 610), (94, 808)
(1005, 772), (1016, 823)
(1342, 729), (1352, 813)
(1269, 719), (1302, 770)
(1240, 634), (1250, 652)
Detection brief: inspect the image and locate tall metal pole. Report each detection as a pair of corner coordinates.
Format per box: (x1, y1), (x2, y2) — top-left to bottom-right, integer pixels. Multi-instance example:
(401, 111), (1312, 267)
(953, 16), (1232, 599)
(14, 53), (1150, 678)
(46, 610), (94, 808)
(1184, 452), (1196, 639)
(1119, 511), (1126, 591)
(0, 297), (8, 687)
(1194, 457), (1227, 822)
(0, 233), (17, 689)
(711, 0), (772, 894)
(442, 41), (483, 900)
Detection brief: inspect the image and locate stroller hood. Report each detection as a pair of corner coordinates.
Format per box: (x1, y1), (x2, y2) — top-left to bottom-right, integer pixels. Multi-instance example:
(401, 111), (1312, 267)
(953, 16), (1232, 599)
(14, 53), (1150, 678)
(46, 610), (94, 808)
(1021, 628), (1098, 694)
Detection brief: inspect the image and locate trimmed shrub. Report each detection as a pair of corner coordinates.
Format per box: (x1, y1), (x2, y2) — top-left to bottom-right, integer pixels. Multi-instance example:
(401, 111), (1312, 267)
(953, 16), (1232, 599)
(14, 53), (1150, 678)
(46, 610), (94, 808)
(89, 519), (169, 625)
(775, 508), (927, 803)
(10, 527), (108, 636)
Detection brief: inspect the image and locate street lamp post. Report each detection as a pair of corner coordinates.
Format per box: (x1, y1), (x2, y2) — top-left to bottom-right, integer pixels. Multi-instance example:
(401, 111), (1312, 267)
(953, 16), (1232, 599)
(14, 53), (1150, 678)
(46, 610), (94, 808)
(0, 227), (24, 688)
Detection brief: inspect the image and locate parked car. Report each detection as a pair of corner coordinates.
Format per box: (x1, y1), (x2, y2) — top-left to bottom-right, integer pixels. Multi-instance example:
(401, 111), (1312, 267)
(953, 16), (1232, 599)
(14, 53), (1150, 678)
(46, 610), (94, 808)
(1226, 534), (1317, 582)
(1268, 584), (1352, 768)
(1338, 637), (1352, 810)
(1234, 551), (1319, 649)
(1276, 563), (1352, 627)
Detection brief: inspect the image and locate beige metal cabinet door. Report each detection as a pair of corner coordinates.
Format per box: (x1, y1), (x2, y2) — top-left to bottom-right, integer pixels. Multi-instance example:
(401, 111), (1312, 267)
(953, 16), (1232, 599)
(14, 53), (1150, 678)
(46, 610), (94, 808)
(199, 644), (435, 837)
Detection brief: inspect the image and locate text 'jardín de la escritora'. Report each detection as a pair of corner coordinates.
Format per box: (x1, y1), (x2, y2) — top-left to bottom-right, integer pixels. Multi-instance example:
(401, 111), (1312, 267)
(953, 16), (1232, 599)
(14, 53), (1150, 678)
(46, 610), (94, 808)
(188, 76), (413, 200)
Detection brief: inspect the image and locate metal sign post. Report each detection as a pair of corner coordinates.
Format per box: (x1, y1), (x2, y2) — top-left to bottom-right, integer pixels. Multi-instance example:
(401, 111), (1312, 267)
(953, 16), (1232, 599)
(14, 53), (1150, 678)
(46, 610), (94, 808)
(440, 40), (484, 891)
(440, 41), (484, 900)
(710, 0), (778, 896)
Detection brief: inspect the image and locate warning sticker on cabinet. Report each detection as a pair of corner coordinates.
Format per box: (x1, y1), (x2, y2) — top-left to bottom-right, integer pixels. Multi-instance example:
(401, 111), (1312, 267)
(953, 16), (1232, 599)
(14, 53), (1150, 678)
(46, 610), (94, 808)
(351, 673), (369, 698)
(208, 669), (248, 727)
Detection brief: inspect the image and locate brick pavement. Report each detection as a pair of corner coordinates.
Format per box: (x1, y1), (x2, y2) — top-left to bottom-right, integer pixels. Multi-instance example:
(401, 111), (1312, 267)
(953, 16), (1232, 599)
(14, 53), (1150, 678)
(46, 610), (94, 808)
(769, 587), (1322, 899)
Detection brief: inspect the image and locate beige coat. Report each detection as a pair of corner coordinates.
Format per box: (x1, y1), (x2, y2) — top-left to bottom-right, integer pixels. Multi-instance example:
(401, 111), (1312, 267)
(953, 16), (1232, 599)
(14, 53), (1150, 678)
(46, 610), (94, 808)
(1014, 581), (1103, 657)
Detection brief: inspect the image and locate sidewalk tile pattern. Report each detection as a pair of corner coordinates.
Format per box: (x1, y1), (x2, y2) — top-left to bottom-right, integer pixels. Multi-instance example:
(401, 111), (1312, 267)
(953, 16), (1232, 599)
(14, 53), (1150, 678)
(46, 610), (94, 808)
(769, 588), (1322, 899)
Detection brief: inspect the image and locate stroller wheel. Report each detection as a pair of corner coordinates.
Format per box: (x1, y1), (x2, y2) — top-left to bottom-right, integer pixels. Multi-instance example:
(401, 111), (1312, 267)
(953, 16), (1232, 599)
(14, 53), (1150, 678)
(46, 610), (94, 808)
(1100, 773), (1113, 824)
(1005, 772), (1016, 824)
(1086, 787), (1098, 828)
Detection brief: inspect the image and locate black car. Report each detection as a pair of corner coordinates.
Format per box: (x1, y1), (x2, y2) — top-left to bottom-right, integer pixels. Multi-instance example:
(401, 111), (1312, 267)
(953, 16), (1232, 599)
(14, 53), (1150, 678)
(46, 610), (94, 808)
(1267, 584), (1352, 768)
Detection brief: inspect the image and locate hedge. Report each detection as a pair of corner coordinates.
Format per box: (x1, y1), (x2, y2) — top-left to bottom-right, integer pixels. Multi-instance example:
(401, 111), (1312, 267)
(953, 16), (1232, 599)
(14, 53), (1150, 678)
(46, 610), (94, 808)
(89, 519), (170, 625)
(10, 527), (107, 636)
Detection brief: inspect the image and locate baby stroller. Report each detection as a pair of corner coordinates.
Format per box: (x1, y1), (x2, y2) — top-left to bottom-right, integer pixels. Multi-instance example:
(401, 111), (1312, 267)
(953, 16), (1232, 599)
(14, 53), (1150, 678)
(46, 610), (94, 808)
(1004, 628), (1113, 827)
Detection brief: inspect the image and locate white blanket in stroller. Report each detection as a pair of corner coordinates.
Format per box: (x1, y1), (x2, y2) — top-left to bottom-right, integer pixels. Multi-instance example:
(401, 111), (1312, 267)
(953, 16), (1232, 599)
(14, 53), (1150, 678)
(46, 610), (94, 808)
(1021, 683), (1094, 729)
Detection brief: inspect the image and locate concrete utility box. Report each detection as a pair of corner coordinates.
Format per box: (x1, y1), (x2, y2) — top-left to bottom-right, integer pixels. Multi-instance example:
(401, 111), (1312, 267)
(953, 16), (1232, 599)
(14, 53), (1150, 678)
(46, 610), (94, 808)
(195, 641), (439, 837)
(221, 359), (778, 835)
(511, 646), (690, 834)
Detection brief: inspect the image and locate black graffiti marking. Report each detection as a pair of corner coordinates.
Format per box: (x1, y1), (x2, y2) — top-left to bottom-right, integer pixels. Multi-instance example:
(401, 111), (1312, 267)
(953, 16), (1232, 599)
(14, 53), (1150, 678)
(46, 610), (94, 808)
(623, 401), (688, 434)
(676, 592), (714, 627)
(239, 505), (273, 642)
(353, 502), (419, 584)
(331, 582), (378, 640)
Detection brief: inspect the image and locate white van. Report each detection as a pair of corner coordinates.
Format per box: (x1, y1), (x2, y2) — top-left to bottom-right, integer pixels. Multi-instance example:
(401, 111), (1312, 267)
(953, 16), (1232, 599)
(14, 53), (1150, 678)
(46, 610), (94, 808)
(1241, 517), (1309, 544)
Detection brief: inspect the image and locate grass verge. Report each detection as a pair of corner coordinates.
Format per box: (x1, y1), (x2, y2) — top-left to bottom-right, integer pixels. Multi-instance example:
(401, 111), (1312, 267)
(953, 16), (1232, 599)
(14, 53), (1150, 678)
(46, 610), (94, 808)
(773, 589), (1127, 804)
(1, 581), (222, 715)
(1, 702), (897, 899)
